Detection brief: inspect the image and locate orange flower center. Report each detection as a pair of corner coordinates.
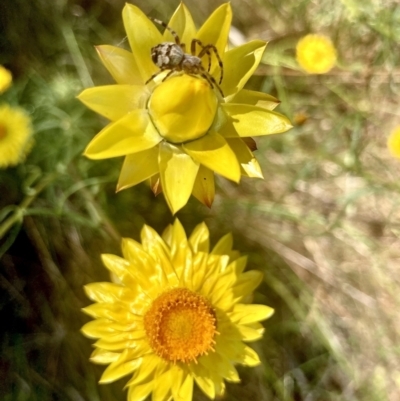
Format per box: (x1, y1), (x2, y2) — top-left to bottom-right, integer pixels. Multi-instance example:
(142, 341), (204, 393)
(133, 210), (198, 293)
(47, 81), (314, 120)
(0, 124), (7, 140)
(144, 288), (217, 363)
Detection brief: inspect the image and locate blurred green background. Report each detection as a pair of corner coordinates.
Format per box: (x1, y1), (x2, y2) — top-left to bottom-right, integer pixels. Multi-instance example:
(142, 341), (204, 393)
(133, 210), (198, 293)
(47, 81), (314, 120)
(1, 0), (400, 400)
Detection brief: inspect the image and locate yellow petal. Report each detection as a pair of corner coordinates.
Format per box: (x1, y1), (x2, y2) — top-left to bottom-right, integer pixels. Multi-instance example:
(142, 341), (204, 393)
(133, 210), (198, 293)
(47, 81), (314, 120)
(90, 348), (120, 364)
(82, 318), (136, 339)
(219, 341), (261, 366)
(196, 3), (232, 75)
(226, 138), (263, 178)
(169, 220), (192, 281)
(159, 142), (200, 214)
(183, 131), (241, 183)
(177, 372), (193, 401)
(233, 270), (264, 300)
(84, 110), (161, 159)
(140, 225), (174, 284)
(152, 369), (172, 401)
(388, 126), (400, 158)
(230, 304), (274, 324)
(170, 365), (185, 400)
(191, 165), (215, 208)
(241, 345), (261, 366)
(211, 232), (233, 255)
(191, 364), (215, 399)
(126, 354), (160, 387)
(96, 45), (143, 85)
(83, 282), (134, 303)
(220, 103), (292, 138)
(117, 147), (159, 191)
(100, 349), (143, 384)
(77, 85), (149, 121)
(127, 380), (153, 401)
(221, 40), (267, 98)
(232, 255), (248, 275)
(122, 4), (162, 81)
(200, 353), (240, 383)
(188, 221), (210, 253)
(166, 3), (196, 46)
(101, 254), (136, 287)
(95, 331), (147, 351)
(231, 89), (280, 111)
(236, 323), (265, 342)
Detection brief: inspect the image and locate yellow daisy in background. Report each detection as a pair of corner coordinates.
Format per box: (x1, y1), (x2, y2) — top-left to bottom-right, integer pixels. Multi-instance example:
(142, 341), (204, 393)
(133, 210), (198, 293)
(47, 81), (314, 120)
(78, 3), (292, 214)
(387, 126), (400, 158)
(0, 65), (12, 94)
(0, 104), (33, 168)
(296, 34), (337, 74)
(82, 220), (273, 401)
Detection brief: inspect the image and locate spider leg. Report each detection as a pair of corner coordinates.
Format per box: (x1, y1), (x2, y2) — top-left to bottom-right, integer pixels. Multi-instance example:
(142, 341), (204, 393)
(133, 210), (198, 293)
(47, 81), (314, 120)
(191, 39), (212, 72)
(150, 18), (181, 46)
(199, 69), (224, 98)
(161, 69), (175, 82)
(198, 44), (224, 84)
(145, 68), (167, 84)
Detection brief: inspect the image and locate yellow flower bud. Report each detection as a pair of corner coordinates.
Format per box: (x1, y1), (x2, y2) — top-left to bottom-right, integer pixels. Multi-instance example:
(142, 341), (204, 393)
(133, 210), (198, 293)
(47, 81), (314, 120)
(148, 75), (218, 143)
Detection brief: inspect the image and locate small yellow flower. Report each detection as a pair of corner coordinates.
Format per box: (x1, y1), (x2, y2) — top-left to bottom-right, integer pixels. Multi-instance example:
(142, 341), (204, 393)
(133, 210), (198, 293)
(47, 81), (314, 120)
(0, 104), (33, 168)
(78, 3), (292, 213)
(388, 126), (400, 158)
(0, 66), (12, 94)
(82, 220), (273, 401)
(296, 34), (337, 74)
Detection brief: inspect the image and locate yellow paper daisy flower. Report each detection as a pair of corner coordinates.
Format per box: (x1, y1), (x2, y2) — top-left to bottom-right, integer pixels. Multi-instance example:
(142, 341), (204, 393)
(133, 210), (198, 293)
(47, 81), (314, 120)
(296, 34), (337, 74)
(78, 3), (292, 214)
(82, 219), (273, 401)
(0, 104), (33, 168)
(387, 126), (400, 158)
(0, 66), (12, 94)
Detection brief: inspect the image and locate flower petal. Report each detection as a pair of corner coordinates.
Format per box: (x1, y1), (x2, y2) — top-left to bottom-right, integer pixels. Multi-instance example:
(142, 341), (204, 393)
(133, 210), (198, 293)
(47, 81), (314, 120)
(159, 142), (200, 214)
(96, 45), (143, 85)
(220, 103), (292, 138)
(200, 353), (240, 383)
(166, 3), (197, 47)
(77, 85), (149, 121)
(233, 270), (264, 300)
(177, 372), (193, 401)
(191, 363), (215, 399)
(183, 131), (240, 183)
(231, 89), (280, 111)
(221, 40), (267, 98)
(212, 232), (233, 255)
(150, 174), (162, 196)
(226, 138), (263, 178)
(123, 4), (162, 81)
(191, 165), (215, 208)
(127, 380), (153, 401)
(117, 147), (159, 191)
(230, 304), (274, 324)
(196, 3), (232, 75)
(188, 221), (210, 253)
(90, 348), (120, 364)
(84, 110), (162, 159)
(100, 349), (143, 383)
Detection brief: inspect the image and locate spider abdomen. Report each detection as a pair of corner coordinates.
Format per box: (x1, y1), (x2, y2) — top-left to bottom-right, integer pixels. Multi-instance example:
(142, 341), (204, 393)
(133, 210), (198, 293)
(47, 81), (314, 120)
(151, 43), (184, 69)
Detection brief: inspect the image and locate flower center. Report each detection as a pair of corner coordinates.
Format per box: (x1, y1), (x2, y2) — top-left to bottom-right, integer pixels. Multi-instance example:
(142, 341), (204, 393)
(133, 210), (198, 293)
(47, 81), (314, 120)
(144, 288), (217, 363)
(0, 124), (7, 140)
(148, 75), (218, 144)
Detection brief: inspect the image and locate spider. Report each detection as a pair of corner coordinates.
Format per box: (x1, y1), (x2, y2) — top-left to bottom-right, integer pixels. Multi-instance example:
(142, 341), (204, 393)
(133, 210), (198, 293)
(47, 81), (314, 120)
(145, 18), (225, 97)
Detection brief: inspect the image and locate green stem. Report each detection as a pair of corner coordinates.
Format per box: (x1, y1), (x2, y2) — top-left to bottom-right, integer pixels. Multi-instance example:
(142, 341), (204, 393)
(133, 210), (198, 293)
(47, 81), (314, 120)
(0, 172), (57, 239)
